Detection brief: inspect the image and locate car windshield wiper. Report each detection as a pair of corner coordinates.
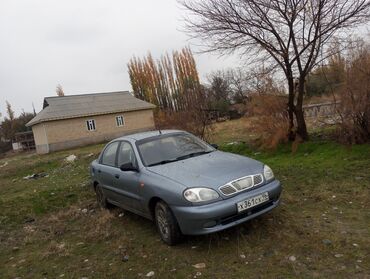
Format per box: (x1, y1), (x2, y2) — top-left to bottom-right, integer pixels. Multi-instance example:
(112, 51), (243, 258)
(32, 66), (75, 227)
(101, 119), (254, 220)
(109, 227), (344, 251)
(147, 150), (214, 167)
(175, 150), (213, 161)
(147, 159), (178, 167)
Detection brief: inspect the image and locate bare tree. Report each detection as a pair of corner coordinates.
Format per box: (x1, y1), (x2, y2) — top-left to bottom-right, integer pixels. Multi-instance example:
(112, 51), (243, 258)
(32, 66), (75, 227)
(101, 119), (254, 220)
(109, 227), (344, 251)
(211, 68), (252, 103)
(227, 68), (250, 103)
(128, 47), (212, 138)
(337, 41), (370, 143)
(128, 47), (202, 112)
(3, 101), (15, 141)
(6, 101), (15, 121)
(32, 102), (36, 116)
(207, 70), (233, 101)
(181, 0), (370, 140)
(56, 84), (65, 96)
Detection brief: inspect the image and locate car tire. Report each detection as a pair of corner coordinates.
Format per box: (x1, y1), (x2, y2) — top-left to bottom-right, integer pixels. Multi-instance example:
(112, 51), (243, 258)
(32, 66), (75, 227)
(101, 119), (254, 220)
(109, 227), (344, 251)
(95, 184), (110, 209)
(154, 201), (182, 245)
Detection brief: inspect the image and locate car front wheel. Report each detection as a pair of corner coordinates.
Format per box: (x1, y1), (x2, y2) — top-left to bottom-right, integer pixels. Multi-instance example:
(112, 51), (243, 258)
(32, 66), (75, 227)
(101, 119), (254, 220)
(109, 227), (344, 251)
(154, 201), (182, 245)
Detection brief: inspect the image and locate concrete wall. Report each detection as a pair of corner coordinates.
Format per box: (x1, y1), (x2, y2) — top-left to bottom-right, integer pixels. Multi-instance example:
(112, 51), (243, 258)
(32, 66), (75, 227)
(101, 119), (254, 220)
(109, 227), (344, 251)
(303, 102), (340, 118)
(32, 109), (154, 154)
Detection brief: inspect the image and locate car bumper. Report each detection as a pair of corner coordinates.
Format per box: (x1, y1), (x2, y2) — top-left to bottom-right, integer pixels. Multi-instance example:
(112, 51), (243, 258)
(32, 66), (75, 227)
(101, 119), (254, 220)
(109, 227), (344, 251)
(171, 179), (282, 235)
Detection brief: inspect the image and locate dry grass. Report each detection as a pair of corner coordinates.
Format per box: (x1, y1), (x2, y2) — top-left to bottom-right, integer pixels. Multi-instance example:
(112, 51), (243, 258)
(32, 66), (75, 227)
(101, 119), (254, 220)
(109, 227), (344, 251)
(246, 95), (290, 150)
(209, 117), (254, 143)
(335, 45), (370, 144)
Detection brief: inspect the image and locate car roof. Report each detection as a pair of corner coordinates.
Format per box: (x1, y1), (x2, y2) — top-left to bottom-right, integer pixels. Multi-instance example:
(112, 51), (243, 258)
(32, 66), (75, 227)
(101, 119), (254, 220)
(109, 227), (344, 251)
(116, 129), (185, 141)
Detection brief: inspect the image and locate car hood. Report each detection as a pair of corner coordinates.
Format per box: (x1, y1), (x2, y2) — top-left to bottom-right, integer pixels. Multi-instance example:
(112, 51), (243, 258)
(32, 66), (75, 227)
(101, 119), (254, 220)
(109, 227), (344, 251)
(146, 151), (263, 189)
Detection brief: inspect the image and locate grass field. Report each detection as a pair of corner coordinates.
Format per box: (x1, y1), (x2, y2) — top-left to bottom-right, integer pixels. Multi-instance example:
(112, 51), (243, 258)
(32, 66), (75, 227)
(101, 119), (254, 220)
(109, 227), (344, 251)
(0, 119), (369, 278)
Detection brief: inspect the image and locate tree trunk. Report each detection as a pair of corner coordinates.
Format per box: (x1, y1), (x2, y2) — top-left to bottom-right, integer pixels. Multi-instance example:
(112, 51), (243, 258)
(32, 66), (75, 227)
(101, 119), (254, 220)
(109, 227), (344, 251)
(295, 77), (309, 140)
(294, 107), (308, 140)
(287, 72), (296, 141)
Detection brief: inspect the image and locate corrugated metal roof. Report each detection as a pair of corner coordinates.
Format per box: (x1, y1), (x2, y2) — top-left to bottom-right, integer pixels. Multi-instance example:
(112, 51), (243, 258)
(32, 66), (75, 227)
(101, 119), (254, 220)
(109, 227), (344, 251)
(26, 91), (155, 126)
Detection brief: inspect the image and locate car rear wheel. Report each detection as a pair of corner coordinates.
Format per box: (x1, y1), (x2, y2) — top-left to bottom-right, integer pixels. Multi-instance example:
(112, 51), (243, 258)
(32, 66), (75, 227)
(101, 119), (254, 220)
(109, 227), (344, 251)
(95, 184), (109, 209)
(154, 201), (182, 245)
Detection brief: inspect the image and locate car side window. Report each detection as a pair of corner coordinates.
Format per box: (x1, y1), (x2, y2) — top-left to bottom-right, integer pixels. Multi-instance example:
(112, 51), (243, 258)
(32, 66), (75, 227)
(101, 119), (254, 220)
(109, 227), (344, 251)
(101, 142), (119, 167)
(117, 142), (137, 167)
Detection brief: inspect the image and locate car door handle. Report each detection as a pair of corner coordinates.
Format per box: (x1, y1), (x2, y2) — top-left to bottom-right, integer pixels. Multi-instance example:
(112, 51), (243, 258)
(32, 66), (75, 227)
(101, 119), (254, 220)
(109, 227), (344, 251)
(114, 174), (120, 179)
(97, 169), (101, 173)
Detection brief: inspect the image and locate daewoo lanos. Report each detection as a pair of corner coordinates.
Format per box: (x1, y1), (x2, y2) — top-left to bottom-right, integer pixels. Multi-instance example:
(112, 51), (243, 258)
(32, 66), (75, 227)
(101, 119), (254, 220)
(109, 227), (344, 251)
(90, 130), (282, 245)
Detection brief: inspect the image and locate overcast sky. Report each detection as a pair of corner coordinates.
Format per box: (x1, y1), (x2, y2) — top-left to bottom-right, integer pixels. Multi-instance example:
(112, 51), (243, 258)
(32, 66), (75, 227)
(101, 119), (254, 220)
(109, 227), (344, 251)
(0, 0), (239, 117)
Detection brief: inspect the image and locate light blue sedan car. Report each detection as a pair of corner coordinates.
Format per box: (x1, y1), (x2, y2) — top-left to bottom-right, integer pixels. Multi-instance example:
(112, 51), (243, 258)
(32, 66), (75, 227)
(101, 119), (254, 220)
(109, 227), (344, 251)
(90, 130), (282, 245)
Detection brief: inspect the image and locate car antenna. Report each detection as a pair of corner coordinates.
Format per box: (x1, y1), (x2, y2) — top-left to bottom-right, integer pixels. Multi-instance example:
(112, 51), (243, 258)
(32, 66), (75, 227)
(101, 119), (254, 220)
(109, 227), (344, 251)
(155, 106), (162, 135)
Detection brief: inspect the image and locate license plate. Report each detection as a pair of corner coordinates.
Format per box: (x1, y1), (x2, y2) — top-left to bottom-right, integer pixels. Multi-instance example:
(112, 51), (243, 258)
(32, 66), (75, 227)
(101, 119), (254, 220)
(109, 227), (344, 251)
(237, 192), (269, 213)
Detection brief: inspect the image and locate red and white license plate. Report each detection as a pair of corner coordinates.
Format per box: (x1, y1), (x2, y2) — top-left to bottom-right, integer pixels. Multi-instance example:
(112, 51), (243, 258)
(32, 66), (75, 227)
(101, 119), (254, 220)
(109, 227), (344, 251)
(237, 192), (269, 213)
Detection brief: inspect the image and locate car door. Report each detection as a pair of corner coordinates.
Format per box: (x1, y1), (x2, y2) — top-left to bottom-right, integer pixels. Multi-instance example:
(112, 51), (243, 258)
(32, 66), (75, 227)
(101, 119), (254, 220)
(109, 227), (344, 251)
(114, 141), (143, 212)
(97, 141), (120, 201)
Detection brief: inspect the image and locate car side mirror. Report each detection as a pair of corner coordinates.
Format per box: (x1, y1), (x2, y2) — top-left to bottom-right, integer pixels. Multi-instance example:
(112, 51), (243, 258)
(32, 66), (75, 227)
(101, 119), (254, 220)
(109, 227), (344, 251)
(120, 163), (139, 172)
(210, 143), (219, 149)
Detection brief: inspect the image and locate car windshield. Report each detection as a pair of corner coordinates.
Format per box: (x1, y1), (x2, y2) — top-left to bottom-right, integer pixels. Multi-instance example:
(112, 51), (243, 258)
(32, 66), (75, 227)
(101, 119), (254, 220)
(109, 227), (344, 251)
(137, 133), (215, 167)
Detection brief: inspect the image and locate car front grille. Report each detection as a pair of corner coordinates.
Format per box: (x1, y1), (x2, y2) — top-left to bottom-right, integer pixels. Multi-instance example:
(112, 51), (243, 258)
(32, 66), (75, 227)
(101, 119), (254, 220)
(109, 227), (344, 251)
(219, 184), (237, 195)
(253, 174), (263, 186)
(219, 173), (264, 196)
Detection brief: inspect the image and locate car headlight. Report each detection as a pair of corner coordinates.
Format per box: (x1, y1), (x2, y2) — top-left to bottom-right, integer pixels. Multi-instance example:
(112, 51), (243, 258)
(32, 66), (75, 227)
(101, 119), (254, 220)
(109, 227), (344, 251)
(263, 165), (274, 181)
(183, 188), (219, 203)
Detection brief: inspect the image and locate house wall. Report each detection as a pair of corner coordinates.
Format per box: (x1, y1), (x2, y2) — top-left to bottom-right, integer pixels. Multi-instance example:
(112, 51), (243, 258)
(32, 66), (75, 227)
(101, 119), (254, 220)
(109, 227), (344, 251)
(32, 124), (49, 154)
(33, 109), (154, 154)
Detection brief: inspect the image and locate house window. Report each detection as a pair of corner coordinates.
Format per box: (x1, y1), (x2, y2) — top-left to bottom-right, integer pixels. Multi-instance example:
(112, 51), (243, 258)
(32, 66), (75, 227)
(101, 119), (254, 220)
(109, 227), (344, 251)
(116, 115), (125, 127)
(86, 119), (96, 131)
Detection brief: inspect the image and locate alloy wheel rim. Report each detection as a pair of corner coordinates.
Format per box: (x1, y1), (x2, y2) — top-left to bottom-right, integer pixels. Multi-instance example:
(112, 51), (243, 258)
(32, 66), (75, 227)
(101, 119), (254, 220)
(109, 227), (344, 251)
(157, 209), (169, 238)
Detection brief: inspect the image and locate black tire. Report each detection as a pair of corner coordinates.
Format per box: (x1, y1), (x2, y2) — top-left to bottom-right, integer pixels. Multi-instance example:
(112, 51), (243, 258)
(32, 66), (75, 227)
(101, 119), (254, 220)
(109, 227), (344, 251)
(154, 201), (182, 245)
(95, 184), (110, 209)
